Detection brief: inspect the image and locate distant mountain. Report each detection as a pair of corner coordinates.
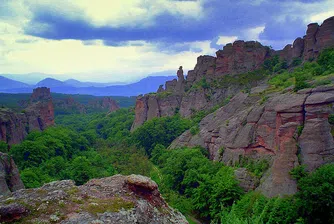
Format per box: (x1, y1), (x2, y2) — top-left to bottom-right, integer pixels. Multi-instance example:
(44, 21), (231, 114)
(0, 73), (67, 85)
(0, 76), (31, 90)
(64, 79), (126, 87)
(36, 78), (69, 88)
(0, 76), (177, 96)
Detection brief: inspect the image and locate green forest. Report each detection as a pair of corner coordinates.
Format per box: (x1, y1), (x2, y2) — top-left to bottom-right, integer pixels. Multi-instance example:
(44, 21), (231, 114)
(1, 49), (334, 224)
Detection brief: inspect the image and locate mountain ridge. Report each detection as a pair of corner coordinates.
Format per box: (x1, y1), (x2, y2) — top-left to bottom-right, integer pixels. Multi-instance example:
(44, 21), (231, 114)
(0, 75), (177, 96)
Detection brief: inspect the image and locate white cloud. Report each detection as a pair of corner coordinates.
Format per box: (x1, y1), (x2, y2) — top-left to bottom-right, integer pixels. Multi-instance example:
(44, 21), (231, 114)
(310, 11), (334, 24)
(0, 28), (212, 82)
(243, 26), (265, 41)
(216, 36), (238, 46)
(0, 0), (209, 82)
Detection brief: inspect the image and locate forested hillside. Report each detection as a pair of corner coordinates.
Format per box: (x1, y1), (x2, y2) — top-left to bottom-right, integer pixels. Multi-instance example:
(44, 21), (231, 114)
(1, 16), (334, 224)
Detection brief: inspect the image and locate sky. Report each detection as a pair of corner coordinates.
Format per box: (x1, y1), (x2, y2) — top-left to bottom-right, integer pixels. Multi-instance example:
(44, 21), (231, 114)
(0, 0), (333, 83)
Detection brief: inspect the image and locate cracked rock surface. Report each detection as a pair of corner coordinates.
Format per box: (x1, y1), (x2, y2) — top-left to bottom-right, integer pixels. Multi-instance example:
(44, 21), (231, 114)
(170, 86), (334, 197)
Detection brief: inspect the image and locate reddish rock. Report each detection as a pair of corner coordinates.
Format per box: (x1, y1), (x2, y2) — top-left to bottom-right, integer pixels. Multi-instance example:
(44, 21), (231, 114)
(131, 16), (334, 132)
(88, 97), (120, 113)
(303, 16), (334, 61)
(0, 87), (55, 145)
(215, 41), (270, 76)
(0, 203), (29, 223)
(170, 87), (334, 197)
(0, 152), (24, 196)
(131, 95), (149, 131)
(186, 55), (216, 87)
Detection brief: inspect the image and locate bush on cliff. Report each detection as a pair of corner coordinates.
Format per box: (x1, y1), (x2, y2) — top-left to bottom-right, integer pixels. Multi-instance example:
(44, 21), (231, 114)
(0, 141), (8, 153)
(269, 48), (334, 91)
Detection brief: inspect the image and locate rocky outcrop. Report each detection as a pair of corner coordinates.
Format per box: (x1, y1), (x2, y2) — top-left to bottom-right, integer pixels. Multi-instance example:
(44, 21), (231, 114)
(53, 97), (86, 114)
(88, 97), (120, 113)
(132, 17), (334, 130)
(0, 153), (24, 196)
(0, 87), (55, 145)
(215, 41), (270, 76)
(280, 16), (334, 62)
(234, 168), (260, 192)
(170, 86), (334, 197)
(0, 174), (188, 223)
(54, 96), (120, 115)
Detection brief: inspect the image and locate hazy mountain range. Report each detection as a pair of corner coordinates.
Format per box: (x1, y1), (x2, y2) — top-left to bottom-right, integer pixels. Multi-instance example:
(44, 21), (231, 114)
(0, 75), (176, 96)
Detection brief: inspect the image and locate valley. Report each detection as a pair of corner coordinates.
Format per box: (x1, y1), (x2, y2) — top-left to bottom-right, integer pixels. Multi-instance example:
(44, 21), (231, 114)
(0, 10), (333, 224)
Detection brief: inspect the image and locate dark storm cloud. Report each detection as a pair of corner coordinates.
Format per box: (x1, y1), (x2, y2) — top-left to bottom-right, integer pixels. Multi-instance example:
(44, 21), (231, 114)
(23, 0), (327, 51)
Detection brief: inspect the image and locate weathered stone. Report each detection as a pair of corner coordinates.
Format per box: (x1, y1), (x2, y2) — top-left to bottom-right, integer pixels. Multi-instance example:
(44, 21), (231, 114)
(131, 95), (148, 131)
(215, 41), (270, 76)
(0, 88), (55, 145)
(0, 153), (24, 196)
(170, 85), (334, 197)
(0, 175), (188, 223)
(234, 168), (260, 192)
(0, 203), (29, 223)
(131, 16), (334, 130)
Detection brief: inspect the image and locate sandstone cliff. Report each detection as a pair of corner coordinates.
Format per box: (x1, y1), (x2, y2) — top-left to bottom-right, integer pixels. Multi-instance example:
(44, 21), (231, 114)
(131, 16), (334, 130)
(0, 87), (55, 145)
(170, 86), (334, 197)
(0, 174), (188, 223)
(131, 16), (334, 197)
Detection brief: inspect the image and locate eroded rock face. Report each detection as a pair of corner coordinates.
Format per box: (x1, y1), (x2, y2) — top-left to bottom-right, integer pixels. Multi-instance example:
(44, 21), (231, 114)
(0, 153), (24, 197)
(132, 17), (334, 130)
(0, 175), (188, 224)
(215, 41), (270, 76)
(170, 86), (334, 197)
(280, 16), (334, 62)
(0, 87), (55, 145)
(89, 97), (120, 113)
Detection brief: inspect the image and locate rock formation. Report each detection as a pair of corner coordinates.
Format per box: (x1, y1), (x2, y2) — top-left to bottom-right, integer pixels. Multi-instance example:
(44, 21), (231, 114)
(0, 87), (55, 145)
(170, 86), (334, 197)
(0, 153), (24, 196)
(0, 174), (188, 223)
(53, 96), (120, 115)
(215, 41), (270, 76)
(131, 16), (334, 131)
(92, 97), (120, 112)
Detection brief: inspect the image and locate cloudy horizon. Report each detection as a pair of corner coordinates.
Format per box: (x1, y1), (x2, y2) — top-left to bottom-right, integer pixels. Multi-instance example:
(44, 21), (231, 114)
(1, 0), (333, 82)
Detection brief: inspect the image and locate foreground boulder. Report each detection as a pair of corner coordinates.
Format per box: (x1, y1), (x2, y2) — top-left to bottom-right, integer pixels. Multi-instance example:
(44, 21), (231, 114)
(0, 175), (188, 223)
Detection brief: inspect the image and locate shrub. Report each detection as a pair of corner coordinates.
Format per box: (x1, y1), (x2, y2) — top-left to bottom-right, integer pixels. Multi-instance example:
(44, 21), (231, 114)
(291, 57), (302, 67)
(289, 165), (308, 180)
(297, 164), (334, 224)
(190, 125), (200, 135)
(0, 141), (8, 153)
(329, 114), (334, 125)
